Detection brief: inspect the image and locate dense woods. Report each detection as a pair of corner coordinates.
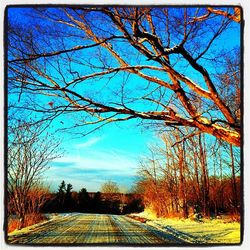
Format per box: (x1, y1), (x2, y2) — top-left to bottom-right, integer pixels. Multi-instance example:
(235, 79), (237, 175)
(41, 181), (144, 215)
(136, 130), (240, 219)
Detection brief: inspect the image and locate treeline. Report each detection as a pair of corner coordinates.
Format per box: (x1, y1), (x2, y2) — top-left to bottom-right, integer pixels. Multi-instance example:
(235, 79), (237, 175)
(136, 130), (241, 219)
(41, 181), (144, 215)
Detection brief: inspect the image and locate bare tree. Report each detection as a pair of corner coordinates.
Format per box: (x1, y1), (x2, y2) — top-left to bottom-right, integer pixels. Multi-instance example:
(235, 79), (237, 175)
(7, 6), (241, 146)
(137, 129), (240, 218)
(101, 181), (120, 201)
(138, 149), (165, 216)
(26, 185), (50, 216)
(7, 121), (61, 229)
(192, 7), (241, 23)
(220, 141), (240, 214)
(172, 133), (189, 218)
(198, 133), (210, 217)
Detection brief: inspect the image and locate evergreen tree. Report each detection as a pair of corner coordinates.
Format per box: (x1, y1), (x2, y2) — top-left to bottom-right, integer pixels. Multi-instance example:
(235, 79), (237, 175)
(56, 180), (66, 212)
(65, 183), (73, 211)
(78, 188), (90, 212)
(58, 180), (66, 195)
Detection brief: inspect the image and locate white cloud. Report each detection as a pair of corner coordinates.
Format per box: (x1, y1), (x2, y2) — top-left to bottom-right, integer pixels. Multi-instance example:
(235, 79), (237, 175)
(47, 147), (139, 191)
(74, 136), (103, 148)
(51, 149), (137, 174)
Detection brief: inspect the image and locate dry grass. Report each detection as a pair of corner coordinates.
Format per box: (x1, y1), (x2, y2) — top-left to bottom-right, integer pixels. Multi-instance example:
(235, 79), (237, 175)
(8, 213), (47, 233)
(223, 214), (241, 223)
(127, 215), (148, 223)
(8, 218), (19, 233)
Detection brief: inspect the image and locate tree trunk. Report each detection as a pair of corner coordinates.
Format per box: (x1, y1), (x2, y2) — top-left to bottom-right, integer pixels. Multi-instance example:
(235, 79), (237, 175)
(18, 213), (25, 230)
(199, 134), (210, 217)
(230, 144), (239, 214)
(179, 141), (188, 218)
(193, 148), (202, 203)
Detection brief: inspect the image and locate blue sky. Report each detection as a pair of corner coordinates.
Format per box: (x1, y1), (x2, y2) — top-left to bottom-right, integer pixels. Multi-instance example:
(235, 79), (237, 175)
(44, 121), (158, 192)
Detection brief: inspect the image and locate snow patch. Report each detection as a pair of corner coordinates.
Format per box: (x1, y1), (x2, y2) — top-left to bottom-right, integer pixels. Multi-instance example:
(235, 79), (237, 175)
(133, 212), (241, 244)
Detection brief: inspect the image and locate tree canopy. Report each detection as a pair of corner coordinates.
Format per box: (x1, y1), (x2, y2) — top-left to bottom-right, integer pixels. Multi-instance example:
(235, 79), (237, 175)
(101, 181), (120, 194)
(7, 6), (241, 146)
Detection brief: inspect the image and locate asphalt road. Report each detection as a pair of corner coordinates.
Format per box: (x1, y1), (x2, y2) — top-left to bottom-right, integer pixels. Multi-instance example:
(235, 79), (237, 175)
(7, 213), (184, 245)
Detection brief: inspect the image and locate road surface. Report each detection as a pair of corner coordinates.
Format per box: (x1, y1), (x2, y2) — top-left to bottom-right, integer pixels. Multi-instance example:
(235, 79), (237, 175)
(7, 213), (185, 245)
